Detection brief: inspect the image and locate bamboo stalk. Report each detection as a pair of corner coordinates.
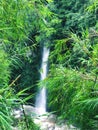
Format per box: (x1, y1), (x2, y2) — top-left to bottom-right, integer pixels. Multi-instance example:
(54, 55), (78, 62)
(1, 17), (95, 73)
(9, 75), (21, 87)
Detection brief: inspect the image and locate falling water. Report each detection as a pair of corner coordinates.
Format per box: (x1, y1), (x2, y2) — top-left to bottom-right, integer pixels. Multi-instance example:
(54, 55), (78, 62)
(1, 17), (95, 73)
(35, 46), (49, 115)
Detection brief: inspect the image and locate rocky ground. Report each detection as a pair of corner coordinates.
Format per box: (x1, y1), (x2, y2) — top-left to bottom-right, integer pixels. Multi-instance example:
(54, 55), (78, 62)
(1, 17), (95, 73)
(34, 115), (78, 130)
(12, 105), (79, 130)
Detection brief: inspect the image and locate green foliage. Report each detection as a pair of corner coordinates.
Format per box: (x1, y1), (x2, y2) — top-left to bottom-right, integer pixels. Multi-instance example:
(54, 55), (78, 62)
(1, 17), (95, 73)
(46, 66), (98, 129)
(0, 0), (36, 44)
(0, 0), (41, 95)
(0, 49), (10, 88)
(47, 27), (98, 129)
(0, 0), (98, 129)
(0, 48), (12, 129)
(0, 0), (51, 101)
(45, 0), (98, 130)
(0, 0), (45, 129)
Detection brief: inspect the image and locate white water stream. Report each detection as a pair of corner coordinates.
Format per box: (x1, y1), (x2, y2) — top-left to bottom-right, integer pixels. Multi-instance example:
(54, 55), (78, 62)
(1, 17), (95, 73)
(35, 46), (49, 115)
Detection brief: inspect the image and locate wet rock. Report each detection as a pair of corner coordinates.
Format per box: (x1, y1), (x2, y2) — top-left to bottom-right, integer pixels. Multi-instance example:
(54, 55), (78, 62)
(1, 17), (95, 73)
(12, 105), (79, 130)
(47, 114), (57, 123)
(12, 105), (37, 119)
(22, 105), (37, 116)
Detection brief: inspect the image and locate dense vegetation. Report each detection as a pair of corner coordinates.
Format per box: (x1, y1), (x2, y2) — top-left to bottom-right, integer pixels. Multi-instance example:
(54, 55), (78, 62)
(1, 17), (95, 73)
(46, 0), (98, 129)
(0, 0), (98, 130)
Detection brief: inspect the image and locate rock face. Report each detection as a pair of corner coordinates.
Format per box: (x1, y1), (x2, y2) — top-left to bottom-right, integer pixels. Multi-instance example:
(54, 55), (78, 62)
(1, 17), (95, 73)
(12, 105), (79, 130)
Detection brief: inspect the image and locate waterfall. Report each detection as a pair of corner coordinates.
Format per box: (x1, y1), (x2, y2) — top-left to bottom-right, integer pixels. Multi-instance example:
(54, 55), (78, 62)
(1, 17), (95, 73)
(35, 46), (49, 115)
